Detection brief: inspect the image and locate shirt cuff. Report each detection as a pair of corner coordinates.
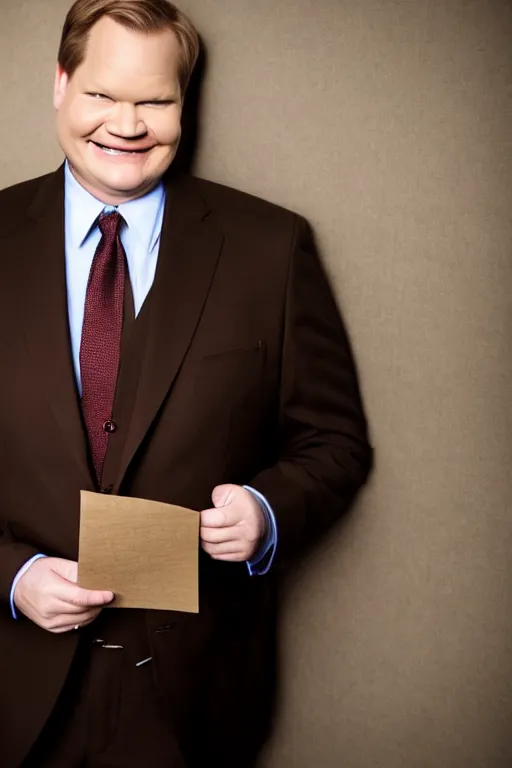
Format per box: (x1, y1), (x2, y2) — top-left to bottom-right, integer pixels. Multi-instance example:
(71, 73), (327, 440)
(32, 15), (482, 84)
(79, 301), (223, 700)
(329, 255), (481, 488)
(244, 486), (278, 576)
(10, 553), (47, 620)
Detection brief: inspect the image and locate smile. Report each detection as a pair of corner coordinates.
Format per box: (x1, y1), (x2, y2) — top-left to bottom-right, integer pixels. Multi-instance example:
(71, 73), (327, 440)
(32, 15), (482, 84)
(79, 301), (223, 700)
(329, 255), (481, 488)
(91, 141), (151, 155)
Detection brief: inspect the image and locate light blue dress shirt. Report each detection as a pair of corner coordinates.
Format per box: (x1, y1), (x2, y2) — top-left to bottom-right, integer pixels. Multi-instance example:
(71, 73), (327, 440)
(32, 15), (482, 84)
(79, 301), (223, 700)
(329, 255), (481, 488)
(10, 164), (277, 618)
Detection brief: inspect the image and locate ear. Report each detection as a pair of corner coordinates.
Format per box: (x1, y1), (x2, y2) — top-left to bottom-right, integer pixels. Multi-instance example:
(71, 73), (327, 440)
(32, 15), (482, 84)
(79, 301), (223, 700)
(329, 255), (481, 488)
(53, 64), (69, 110)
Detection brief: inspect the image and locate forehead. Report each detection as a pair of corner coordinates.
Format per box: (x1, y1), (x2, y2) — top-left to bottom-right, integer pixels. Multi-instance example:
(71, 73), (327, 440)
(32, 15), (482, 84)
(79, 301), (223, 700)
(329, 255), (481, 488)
(76, 16), (181, 93)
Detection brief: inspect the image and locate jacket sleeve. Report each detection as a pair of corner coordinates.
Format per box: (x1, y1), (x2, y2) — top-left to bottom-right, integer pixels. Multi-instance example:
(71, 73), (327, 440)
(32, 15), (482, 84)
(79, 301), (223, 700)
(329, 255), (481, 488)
(0, 526), (40, 607)
(249, 215), (372, 567)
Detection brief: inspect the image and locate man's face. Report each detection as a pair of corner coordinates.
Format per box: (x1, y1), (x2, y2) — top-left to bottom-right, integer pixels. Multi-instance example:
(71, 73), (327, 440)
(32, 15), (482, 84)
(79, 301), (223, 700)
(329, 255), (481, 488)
(54, 17), (183, 204)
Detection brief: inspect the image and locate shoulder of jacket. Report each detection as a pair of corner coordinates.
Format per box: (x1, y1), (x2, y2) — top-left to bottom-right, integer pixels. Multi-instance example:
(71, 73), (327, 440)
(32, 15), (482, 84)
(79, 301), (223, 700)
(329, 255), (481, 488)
(0, 171), (55, 218)
(185, 175), (301, 228)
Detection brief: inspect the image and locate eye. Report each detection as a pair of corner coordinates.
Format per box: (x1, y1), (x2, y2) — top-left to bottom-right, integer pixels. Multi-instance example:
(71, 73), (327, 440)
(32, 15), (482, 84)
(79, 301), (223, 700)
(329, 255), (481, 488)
(139, 100), (175, 108)
(85, 92), (112, 101)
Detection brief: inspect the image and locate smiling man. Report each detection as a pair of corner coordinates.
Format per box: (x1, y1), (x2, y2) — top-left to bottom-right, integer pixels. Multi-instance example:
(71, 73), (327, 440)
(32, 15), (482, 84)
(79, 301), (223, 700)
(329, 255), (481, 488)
(54, 13), (184, 202)
(0, 1), (371, 767)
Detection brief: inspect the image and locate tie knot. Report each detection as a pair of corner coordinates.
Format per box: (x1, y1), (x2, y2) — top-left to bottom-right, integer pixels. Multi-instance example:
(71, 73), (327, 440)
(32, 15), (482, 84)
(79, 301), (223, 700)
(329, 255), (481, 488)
(98, 210), (123, 239)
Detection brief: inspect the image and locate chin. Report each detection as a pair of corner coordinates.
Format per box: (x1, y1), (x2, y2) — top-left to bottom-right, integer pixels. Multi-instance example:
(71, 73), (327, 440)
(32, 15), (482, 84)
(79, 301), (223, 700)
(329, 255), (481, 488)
(99, 171), (153, 195)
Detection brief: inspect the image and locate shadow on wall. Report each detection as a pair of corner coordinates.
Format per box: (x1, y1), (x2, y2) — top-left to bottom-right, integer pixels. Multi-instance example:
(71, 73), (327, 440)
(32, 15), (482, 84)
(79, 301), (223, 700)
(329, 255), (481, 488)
(171, 36), (207, 176)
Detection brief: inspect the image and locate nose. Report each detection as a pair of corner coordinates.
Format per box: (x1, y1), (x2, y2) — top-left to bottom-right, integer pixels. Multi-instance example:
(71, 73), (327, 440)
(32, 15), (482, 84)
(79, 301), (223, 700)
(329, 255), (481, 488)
(106, 102), (146, 139)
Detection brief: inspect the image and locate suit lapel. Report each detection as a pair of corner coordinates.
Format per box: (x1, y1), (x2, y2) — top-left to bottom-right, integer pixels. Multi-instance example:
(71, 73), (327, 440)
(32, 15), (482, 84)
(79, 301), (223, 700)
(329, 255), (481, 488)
(22, 166), (94, 489)
(114, 175), (224, 491)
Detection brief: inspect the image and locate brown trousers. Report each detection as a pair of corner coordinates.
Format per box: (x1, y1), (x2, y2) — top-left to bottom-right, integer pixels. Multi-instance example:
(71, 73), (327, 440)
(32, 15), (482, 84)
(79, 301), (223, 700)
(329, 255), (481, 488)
(22, 611), (187, 768)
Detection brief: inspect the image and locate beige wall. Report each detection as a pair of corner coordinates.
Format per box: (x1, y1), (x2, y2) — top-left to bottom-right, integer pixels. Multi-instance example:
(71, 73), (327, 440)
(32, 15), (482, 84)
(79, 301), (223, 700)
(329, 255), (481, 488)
(2, 1), (512, 765)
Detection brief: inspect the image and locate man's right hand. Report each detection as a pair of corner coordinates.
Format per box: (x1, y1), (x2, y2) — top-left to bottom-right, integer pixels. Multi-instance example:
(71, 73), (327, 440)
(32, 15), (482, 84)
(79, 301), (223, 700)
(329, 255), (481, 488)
(14, 557), (114, 634)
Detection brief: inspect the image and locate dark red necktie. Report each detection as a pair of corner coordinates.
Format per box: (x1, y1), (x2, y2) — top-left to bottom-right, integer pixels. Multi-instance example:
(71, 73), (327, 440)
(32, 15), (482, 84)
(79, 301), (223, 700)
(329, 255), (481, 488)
(80, 210), (126, 485)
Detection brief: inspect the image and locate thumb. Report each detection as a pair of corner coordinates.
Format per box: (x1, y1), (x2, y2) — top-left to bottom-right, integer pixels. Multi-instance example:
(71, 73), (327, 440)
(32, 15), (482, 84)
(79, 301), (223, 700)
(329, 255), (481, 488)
(211, 484), (235, 508)
(52, 571), (114, 607)
(71, 586), (114, 608)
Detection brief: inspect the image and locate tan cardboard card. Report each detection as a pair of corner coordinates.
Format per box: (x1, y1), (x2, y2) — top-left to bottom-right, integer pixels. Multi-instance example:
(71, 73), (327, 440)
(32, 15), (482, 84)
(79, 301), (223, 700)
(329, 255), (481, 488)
(78, 491), (199, 612)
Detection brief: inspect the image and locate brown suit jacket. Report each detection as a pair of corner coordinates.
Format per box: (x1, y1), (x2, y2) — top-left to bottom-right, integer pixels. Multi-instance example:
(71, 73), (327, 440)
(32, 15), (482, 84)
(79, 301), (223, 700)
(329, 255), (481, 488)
(0, 166), (371, 767)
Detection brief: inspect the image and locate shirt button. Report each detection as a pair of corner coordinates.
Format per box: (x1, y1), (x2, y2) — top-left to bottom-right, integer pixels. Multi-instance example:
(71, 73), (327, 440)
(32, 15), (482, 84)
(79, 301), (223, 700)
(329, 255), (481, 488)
(103, 420), (117, 433)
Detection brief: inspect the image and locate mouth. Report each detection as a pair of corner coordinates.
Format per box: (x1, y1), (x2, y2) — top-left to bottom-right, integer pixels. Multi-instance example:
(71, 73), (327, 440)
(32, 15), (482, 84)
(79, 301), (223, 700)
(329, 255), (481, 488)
(90, 141), (153, 156)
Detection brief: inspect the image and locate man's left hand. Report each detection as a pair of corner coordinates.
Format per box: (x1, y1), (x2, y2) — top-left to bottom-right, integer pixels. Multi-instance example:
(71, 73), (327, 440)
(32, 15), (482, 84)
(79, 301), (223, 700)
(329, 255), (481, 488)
(200, 484), (266, 562)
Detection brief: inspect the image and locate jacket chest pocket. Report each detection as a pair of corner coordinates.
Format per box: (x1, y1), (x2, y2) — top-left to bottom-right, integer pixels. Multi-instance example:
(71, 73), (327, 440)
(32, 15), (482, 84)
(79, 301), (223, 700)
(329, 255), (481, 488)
(193, 341), (265, 409)
(192, 342), (267, 474)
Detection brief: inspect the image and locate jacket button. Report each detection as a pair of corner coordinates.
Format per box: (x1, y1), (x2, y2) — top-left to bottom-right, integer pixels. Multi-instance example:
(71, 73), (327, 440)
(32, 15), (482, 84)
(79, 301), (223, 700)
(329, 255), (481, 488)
(103, 420), (117, 433)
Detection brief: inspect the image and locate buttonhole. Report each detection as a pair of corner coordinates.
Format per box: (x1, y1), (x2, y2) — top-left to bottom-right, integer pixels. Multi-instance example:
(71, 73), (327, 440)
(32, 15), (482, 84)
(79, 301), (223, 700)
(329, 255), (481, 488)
(156, 624), (176, 633)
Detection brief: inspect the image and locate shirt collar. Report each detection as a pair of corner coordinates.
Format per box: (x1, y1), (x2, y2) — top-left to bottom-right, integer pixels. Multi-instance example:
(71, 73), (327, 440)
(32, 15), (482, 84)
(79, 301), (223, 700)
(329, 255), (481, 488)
(64, 161), (165, 254)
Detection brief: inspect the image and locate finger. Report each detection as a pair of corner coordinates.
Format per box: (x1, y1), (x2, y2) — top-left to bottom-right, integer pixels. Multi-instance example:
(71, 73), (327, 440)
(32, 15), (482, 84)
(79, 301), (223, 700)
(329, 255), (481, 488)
(36, 607), (101, 633)
(52, 608), (101, 628)
(200, 526), (239, 545)
(51, 612), (100, 635)
(202, 540), (246, 557)
(200, 506), (239, 528)
(209, 551), (247, 563)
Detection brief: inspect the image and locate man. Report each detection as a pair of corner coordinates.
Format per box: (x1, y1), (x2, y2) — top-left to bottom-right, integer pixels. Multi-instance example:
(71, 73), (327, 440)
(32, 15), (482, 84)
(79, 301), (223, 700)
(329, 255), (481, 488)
(0, 1), (371, 766)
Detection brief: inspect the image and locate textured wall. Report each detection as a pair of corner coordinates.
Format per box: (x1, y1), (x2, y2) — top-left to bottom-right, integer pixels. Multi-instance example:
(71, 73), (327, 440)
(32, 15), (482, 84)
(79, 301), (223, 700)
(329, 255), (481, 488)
(2, 1), (512, 766)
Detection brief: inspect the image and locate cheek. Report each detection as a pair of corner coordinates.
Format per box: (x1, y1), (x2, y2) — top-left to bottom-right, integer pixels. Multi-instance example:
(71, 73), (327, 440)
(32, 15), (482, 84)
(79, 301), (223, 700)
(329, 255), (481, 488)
(151, 113), (182, 147)
(61, 102), (106, 138)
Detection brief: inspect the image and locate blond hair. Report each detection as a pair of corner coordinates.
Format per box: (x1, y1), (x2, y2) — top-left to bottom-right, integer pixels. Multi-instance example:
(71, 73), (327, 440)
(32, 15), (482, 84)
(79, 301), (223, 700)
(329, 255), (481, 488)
(58, 0), (200, 95)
